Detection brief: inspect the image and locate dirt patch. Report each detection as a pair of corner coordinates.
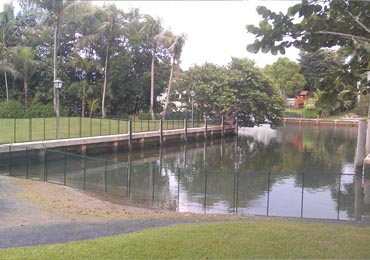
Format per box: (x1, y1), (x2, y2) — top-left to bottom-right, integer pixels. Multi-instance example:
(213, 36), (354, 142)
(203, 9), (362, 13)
(0, 175), (242, 228)
(0, 175), (178, 227)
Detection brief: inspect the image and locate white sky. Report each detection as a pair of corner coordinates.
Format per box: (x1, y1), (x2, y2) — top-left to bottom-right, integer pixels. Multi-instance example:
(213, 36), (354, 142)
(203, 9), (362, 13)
(100, 0), (301, 69)
(2, 0), (301, 70)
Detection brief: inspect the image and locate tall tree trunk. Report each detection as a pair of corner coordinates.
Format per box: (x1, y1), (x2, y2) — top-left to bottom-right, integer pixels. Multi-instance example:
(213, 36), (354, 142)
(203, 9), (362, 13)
(162, 60), (175, 118)
(4, 71), (8, 102)
(150, 50), (155, 120)
(101, 40), (109, 118)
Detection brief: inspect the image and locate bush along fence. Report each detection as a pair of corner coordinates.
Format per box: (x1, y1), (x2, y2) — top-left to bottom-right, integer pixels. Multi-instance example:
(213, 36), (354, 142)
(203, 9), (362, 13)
(0, 144), (361, 221)
(0, 116), (209, 145)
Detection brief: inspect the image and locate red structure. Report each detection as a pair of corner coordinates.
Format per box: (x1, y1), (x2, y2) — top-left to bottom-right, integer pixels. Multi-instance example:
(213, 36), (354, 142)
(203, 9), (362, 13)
(294, 91), (309, 109)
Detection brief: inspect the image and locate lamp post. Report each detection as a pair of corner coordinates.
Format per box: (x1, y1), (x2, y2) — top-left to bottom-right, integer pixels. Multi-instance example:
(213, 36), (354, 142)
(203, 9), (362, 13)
(190, 90), (195, 128)
(53, 79), (63, 139)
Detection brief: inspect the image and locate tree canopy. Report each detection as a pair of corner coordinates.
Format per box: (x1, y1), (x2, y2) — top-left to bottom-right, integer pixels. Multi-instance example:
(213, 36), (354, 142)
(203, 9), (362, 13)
(178, 58), (285, 127)
(246, 0), (370, 116)
(262, 57), (306, 98)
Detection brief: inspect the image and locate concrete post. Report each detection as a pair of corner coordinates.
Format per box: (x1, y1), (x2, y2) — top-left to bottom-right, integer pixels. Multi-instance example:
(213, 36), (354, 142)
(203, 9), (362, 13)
(354, 119), (366, 167)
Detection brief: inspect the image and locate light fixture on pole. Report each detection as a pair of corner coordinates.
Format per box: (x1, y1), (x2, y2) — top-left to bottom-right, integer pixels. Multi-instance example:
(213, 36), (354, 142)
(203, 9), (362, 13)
(190, 90), (195, 128)
(53, 79), (63, 139)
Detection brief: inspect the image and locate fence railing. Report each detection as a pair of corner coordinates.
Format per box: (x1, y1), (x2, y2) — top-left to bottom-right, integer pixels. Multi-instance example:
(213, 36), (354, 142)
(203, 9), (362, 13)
(0, 144), (363, 221)
(0, 117), (207, 144)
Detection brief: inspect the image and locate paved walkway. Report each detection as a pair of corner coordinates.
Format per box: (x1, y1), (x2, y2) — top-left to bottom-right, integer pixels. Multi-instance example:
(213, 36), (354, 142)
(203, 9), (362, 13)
(0, 218), (200, 248)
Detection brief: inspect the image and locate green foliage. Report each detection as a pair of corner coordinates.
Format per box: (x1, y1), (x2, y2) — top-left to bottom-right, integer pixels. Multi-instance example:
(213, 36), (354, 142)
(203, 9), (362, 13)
(247, 1), (370, 114)
(26, 103), (55, 117)
(0, 100), (25, 118)
(180, 58), (285, 127)
(262, 57), (306, 97)
(302, 108), (317, 118)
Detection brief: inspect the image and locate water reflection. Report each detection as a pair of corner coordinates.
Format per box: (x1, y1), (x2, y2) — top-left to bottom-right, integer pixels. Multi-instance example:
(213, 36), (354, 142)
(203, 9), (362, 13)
(2, 125), (369, 221)
(84, 124), (369, 221)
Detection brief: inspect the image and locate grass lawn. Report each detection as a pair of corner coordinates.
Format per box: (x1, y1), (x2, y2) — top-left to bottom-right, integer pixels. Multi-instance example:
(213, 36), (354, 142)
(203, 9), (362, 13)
(1, 221), (370, 259)
(0, 117), (196, 144)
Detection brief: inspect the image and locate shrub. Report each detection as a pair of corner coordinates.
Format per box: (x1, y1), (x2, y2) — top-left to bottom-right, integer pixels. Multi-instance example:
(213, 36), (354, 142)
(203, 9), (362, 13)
(302, 108), (318, 118)
(27, 103), (56, 117)
(0, 100), (26, 118)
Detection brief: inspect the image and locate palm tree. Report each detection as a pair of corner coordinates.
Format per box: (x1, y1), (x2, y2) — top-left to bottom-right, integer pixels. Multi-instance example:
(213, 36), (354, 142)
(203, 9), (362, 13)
(69, 52), (101, 117)
(79, 5), (120, 118)
(162, 33), (186, 118)
(22, 0), (91, 114)
(0, 3), (15, 102)
(141, 15), (166, 120)
(8, 46), (39, 110)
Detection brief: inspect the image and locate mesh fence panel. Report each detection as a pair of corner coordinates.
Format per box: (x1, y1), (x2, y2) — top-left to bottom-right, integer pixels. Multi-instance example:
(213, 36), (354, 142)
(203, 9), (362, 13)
(27, 148), (46, 180)
(84, 157), (106, 193)
(65, 154), (85, 189)
(8, 146), (28, 178)
(177, 167), (205, 214)
(205, 169), (236, 214)
(106, 161), (128, 196)
(236, 171), (269, 216)
(45, 150), (66, 184)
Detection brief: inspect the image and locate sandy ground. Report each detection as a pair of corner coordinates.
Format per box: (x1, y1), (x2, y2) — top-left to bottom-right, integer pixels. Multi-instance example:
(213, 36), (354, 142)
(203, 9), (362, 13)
(0, 175), (250, 248)
(0, 175), (181, 228)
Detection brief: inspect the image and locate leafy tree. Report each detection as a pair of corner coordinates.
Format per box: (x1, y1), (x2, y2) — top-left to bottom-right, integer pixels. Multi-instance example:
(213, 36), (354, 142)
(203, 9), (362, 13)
(246, 0), (370, 115)
(262, 57), (306, 98)
(69, 52), (101, 117)
(298, 49), (340, 92)
(181, 58), (285, 127)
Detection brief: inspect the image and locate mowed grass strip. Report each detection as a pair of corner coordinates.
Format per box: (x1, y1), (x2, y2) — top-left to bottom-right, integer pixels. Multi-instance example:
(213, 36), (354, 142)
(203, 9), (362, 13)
(1, 221), (370, 259)
(0, 118), (191, 144)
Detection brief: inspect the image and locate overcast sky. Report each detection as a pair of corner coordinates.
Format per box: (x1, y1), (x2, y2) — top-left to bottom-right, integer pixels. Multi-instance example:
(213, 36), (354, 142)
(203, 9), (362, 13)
(97, 1), (301, 69)
(2, 0), (301, 70)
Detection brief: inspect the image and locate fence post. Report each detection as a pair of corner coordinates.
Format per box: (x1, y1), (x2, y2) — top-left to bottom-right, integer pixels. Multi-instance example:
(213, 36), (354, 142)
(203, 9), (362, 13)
(301, 171), (305, 218)
(177, 167), (180, 211)
(235, 116), (238, 135)
(128, 120), (132, 150)
(151, 164), (155, 201)
(83, 156), (86, 190)
(79, 117), (82, 137)
(26, 147), (29, 179)
(44, 117), (46, 140)
(90, 117), (92, 136)
(44, 149), (48, 182)
(29, 118), (32, 142)
(127, 162), (131, 197)
(64, 152), (67, 186)
(14, 118), (16, 143)
(337, 173), (341, 220)
(159, 117), (163, 146)
(8, 145), (11, 176)
(68, 117), (70, 139)
(267, 171), (271, 216)
(203, 168), (208, 214)
(105, 160), (108, 193)
(184, 117), (188, 143)
(204, 116), (208, 140)
(109, 119), (111, 135)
